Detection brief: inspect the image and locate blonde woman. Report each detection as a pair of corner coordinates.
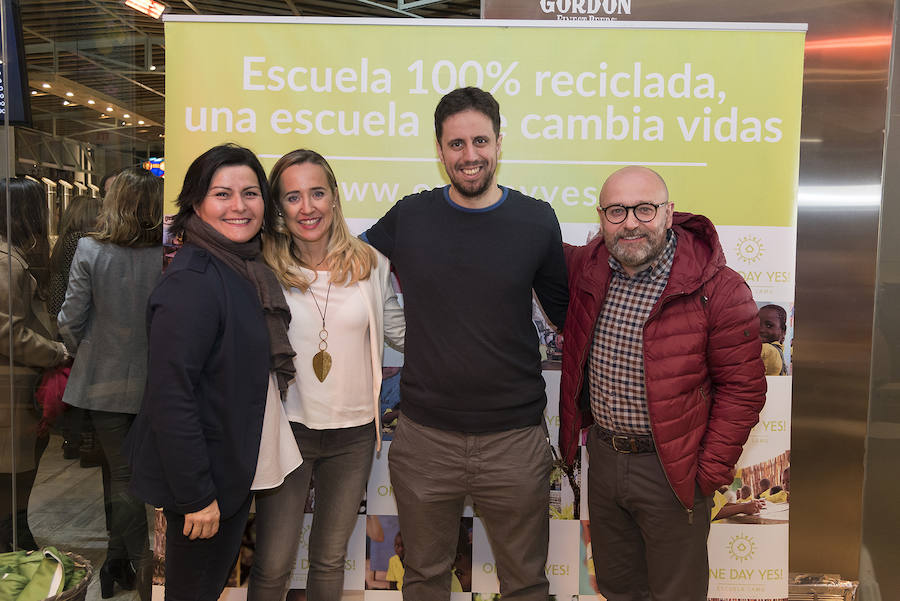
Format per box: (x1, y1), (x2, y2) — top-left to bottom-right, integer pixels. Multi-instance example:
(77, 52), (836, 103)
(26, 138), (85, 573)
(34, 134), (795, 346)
(249, 149), (404, 601)
(58, 166), (163, 599)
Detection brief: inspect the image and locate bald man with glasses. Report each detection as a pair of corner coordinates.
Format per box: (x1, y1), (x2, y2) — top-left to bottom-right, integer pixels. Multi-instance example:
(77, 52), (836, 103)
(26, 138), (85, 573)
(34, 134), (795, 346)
(558, 166), (767, 600)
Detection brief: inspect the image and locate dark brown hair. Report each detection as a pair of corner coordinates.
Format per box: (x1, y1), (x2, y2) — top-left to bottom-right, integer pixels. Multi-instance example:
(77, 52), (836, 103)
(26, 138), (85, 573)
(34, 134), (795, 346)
(434, 87), (501, 143)
(169, 143), (272, 239)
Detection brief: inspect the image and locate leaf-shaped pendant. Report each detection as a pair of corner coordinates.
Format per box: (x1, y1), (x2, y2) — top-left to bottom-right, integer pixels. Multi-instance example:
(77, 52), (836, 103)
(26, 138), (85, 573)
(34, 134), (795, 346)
(313, 350), (332, 382)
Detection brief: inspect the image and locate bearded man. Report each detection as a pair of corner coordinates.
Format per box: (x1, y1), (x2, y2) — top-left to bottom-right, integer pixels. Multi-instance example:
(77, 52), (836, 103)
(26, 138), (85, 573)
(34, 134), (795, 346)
(363, 86), (568, 601)
(558, 166), (766, 600)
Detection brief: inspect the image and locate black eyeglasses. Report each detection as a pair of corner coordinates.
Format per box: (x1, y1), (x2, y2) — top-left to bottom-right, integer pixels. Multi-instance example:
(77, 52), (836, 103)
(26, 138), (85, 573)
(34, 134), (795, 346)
(599, 201), (668, 224)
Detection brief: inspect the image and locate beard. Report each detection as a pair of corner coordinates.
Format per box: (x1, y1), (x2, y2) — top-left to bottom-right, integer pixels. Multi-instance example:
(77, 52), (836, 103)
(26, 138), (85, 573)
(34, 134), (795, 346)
(447, 161), (496, 199)
(606, 225), (669, 271)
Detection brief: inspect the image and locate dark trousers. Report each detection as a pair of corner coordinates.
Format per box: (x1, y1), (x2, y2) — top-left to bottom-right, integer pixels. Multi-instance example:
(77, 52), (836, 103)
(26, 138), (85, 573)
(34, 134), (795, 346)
(388, 414), (552, 601)
(0, 435), (48, 551)
(586, 425), (713, 601)
(164, 494), (252, 601)
(89, 410), (150, 565)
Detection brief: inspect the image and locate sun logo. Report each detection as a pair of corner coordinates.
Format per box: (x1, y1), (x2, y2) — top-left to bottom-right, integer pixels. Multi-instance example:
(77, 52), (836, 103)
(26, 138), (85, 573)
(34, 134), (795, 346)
(727, 533), (756, 562)
(735, 236), (765, 264)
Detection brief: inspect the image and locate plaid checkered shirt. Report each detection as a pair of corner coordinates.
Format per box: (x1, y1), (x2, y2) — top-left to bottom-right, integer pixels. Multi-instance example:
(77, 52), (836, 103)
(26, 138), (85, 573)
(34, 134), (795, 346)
(588, 230), (677, 434)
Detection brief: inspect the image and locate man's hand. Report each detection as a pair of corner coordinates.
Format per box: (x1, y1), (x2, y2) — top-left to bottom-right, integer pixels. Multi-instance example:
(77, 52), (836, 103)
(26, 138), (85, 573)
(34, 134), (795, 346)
(184, 500), (220, 540)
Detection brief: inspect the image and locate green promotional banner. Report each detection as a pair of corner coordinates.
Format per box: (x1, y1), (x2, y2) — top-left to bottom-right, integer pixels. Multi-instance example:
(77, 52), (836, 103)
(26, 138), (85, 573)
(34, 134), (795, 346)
(161, 18), (804, 600)
(164, 18), (804, 227)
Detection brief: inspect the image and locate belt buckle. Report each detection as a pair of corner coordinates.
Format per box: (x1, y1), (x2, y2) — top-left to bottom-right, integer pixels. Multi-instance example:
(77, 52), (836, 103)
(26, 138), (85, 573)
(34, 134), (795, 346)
(611, 435), (635, 453)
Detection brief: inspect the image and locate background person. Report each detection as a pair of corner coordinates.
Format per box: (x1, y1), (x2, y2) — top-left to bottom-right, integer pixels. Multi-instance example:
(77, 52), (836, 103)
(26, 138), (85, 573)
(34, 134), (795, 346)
(386, 531), (405, 591)
(48, 193), (103, 465)
(126, 144), (295, 601)
(559, 166), (766, 600)
(100, 171), (120, 198)
(0, 178), (69, 551)
(48, 194), (103, 319)
(766, 467), (790, 503)
(248, 149), (404, 601)
(759, 304), (788, 375)
(711, 495), (765, 522)
(58, 167), (163, 599)
(384, 530), (466, 593)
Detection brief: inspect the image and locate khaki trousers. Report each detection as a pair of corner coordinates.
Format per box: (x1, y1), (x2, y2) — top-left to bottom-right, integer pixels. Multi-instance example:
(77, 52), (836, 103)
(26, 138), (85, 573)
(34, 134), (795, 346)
(388, 414), (552, 601)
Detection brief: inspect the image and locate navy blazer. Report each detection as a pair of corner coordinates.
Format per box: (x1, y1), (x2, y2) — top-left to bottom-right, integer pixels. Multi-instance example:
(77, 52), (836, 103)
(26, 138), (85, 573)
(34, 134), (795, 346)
(126, 244), (270, 519)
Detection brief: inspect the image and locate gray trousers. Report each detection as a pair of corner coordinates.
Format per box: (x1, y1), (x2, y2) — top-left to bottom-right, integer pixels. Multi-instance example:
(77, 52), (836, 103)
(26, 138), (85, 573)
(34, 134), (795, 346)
(249, 421), (375, 601)
(388, 414), (552, 601)
(586, 425), (713, 601)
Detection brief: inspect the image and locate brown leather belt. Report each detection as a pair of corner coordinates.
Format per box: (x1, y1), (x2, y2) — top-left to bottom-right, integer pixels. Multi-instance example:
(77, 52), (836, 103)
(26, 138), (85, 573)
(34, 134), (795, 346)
(595, 426), (655, 454)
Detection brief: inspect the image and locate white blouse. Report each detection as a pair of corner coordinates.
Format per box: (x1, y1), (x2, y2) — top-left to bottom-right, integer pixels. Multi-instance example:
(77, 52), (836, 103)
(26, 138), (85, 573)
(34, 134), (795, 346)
(283, 269), (374, 429)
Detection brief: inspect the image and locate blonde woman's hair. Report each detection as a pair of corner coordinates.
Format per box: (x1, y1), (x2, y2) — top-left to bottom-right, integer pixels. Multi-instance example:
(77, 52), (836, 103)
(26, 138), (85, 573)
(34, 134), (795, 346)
(263, 149), (374, 291)
(92, 166), (163, 247)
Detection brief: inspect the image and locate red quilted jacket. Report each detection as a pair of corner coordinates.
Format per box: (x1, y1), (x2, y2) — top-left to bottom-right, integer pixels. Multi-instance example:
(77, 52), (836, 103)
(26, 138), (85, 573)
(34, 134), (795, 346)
(559, 212), (766, 509)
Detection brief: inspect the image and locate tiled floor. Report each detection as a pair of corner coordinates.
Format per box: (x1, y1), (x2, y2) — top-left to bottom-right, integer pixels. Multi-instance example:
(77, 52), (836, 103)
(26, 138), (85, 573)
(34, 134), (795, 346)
(29, 434), (141, 601)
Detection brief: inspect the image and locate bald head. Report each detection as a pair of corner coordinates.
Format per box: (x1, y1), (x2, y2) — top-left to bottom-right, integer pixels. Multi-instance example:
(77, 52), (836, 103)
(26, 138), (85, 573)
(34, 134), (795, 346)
(596, 165), (674, 276)
(599, 166), (669, 207)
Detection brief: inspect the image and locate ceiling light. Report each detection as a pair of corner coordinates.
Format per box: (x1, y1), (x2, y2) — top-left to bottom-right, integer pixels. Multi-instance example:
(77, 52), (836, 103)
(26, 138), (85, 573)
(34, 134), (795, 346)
(63, 100), (70, 105)
(42, 83), (51, 89)
(30, 90), (37, 96)
(65, 92), (74, 97)
(123, 114), (130, 118)
(106, 107), (114, 112)
(149, 65), (157, 71)
(88, 100), (95, 105)
(138, 120), (145, 125)
(124, 0), (165, 19)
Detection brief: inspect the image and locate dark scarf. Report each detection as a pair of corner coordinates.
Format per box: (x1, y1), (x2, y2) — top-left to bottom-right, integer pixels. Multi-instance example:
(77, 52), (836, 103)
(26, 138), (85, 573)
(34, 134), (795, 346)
(183, 214), (296, 397)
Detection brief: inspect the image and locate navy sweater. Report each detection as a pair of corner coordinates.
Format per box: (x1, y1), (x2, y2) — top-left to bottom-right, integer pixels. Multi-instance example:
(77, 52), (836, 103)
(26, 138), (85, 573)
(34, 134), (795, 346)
(365, 186), (568, 433)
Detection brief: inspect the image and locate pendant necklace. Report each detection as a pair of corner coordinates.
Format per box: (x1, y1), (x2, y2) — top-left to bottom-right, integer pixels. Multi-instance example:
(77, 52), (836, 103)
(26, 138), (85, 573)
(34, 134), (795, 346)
(311, 280), (333, 382)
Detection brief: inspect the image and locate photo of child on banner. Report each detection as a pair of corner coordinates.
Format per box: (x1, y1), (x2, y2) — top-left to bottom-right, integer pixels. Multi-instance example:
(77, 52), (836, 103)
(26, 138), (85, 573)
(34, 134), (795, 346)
(757, 302), (793, 376)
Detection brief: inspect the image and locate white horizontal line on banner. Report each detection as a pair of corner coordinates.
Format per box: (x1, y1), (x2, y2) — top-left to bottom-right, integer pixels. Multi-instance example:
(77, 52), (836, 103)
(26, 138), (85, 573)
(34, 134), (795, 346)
(257, 155), (706, 167)
(500, 160), (707, 166)
(258, 155), (435, 162)
(162, 15), (807, 32)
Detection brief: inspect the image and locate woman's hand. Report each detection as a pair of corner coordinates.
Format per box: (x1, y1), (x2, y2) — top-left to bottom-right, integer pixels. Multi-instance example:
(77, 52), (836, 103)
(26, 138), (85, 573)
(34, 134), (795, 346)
(184, 500), (220, 540)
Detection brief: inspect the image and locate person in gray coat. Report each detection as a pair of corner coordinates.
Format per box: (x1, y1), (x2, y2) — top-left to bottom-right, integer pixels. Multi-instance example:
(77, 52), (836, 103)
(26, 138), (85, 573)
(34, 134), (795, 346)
(58, 166), (163, 600)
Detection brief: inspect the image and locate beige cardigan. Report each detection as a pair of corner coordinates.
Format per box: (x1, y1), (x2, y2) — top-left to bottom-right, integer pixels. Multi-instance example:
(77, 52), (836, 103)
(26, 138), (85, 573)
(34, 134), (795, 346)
(0, 242), (66, 472)
(252, 251), (404, 489)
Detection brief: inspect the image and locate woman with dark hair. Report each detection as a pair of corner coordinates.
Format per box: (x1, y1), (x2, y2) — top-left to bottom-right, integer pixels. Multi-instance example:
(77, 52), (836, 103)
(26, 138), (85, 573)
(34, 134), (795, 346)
(100, 171), (120, 198)
(58, 167), (163, 599)
(48, 193), (103, 317)
(0, 177), (69, 551)
(248, 149), (404, 601)
(126, 144), (296, 601)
